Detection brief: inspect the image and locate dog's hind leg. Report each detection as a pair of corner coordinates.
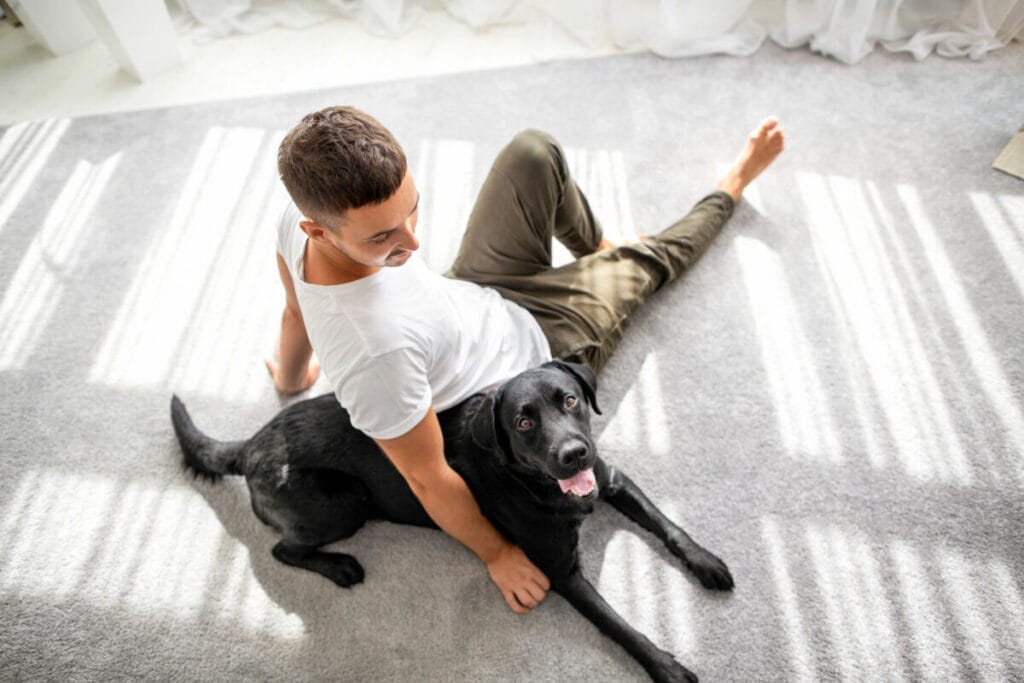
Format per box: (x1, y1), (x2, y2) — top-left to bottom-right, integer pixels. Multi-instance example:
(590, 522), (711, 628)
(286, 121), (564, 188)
(272, 542), (365, 588)
(252, 468), (375, 588)
(597, 461), (734, 591)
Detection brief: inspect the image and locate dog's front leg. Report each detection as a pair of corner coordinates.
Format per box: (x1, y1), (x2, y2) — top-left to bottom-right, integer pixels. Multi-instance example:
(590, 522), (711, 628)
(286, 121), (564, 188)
(599, 463), (734, 591)
(554, 570), (697, 683)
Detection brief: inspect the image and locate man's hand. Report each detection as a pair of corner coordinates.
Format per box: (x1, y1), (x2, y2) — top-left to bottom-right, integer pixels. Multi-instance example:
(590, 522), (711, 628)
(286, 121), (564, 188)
(264, 355), (320, 395)
(486, 542), (550, 614)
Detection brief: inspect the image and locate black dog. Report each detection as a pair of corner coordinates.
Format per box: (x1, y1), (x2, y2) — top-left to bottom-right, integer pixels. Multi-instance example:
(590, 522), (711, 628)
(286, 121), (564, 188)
(170, 360), (733, 682)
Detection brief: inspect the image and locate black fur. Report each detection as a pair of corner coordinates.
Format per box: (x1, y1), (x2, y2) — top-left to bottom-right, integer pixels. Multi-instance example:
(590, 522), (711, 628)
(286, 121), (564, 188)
(170, 361), (733, 682)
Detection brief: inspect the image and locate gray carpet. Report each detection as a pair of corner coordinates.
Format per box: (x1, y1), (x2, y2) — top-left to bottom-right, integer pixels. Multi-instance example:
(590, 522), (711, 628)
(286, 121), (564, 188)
(2, 41), (1023, 681)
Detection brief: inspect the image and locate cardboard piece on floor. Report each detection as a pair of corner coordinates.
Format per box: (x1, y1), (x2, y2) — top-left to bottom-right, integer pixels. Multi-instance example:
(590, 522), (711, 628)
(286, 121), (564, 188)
(993, 123), (1024, 182)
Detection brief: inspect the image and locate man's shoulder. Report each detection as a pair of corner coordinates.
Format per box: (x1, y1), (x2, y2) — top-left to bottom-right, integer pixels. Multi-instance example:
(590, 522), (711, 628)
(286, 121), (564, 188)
(275, 201), (301, 235)
(275, 201), (305, 263)
(306, 282), (426, 359)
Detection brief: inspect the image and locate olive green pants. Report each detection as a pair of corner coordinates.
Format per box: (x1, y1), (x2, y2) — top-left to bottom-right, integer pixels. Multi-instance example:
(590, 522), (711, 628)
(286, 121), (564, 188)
(448, 130), (735, 374)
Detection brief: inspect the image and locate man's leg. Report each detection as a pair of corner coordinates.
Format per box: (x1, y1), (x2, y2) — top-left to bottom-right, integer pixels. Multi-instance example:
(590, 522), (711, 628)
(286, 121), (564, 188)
(531, 117), (785, 371)
(449, 129), (605, 279)
(449, 128), (635, 369)
(454, 119), (784, 373)
(468, 190), (736, 373)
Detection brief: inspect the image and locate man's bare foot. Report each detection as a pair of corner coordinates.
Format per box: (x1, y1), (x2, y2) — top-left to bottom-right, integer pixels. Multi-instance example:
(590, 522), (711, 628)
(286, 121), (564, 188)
(716, 117), (785, 202)
(265, 356), (320, 395)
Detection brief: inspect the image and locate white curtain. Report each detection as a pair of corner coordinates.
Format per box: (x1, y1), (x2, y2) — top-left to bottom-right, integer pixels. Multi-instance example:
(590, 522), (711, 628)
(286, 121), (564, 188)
(170, 0), (1024, 64)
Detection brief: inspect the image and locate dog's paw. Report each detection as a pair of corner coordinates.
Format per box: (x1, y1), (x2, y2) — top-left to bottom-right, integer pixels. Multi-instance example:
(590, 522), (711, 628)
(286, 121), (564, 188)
(686, 549), (734, 592)
(272, 543), (366, 588)
(323, 554), (365, 588)
(646, 652), (698, 683)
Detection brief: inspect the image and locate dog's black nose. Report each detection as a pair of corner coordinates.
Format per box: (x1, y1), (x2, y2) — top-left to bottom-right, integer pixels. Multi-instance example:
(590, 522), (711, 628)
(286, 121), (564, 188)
(557, 441), (589, 468)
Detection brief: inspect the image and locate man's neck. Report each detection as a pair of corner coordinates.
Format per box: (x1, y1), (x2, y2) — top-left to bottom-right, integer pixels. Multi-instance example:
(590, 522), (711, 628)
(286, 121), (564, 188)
(303, 239), (381, 286)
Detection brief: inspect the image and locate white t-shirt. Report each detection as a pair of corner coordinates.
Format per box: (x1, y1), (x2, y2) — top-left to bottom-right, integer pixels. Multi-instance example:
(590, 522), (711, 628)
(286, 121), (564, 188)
(276, 202), (552, 439)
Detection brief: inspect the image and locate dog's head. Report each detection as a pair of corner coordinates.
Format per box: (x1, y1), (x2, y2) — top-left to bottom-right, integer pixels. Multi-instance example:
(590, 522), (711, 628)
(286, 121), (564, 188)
(470, 360), (602, 501)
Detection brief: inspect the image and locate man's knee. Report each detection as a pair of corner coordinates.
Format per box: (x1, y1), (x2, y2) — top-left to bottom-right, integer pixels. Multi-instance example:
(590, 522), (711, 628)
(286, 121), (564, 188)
(497, 129), (565, 183)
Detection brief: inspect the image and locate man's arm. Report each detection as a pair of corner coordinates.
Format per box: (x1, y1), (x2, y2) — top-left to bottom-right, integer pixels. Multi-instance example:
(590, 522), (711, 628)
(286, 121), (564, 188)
(266, 252), (320, 394)
(375, 407), (550, 614)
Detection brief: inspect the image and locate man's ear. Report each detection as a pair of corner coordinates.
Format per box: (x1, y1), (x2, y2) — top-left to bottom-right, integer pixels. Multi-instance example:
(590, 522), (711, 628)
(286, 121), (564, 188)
(545, 360), (602, 415)
(468, 392), (509, 462)
(299, 219), (330, 243)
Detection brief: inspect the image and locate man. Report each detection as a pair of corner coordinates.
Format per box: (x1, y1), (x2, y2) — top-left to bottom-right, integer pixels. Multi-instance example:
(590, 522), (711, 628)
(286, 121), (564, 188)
(265, 107), (784, 614)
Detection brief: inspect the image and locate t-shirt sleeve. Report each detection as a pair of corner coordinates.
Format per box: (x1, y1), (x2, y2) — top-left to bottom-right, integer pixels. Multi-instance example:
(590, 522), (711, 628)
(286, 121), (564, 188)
(336, 346), (433, 440)
(276, 201), (302, 262)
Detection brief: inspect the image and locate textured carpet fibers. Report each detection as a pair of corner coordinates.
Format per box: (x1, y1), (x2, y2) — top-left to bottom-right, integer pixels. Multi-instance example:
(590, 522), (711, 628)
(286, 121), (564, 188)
(1, 42), (1023, 681)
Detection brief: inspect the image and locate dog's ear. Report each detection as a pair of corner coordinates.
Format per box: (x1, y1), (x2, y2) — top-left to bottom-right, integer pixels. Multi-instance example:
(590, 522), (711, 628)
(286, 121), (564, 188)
(545, 360), (602, 415)
(468, 391), (510, 462)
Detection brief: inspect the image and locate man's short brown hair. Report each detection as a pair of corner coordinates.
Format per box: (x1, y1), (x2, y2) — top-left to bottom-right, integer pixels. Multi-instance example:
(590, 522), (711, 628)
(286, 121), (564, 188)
(278, 106), (407, 228)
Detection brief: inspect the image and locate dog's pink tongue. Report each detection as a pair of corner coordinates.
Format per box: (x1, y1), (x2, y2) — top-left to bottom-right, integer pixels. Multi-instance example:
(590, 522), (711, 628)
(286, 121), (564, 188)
(557, 468), (596, 496)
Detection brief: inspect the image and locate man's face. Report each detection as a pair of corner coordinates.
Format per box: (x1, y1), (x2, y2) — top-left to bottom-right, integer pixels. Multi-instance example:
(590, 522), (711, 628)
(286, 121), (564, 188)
(315, 170), (421, 270)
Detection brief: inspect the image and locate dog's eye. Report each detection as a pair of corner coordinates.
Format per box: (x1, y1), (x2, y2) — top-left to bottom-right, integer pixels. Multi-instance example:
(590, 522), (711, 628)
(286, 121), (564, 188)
(516, 417), (533, 431)
(564, 395), (577, 408)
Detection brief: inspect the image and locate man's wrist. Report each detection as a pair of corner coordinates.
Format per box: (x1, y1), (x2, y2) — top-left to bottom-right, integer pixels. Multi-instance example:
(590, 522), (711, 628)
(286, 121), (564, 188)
(479, 537), (512, 566)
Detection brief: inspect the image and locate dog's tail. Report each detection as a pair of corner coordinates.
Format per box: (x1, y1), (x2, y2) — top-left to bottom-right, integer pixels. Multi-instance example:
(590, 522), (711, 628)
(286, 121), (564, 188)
(170, 395), (244, 482)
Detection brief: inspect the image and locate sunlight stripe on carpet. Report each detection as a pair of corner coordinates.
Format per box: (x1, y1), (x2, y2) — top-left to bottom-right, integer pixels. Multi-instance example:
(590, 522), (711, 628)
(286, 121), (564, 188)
(0, 467), (304, 640)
